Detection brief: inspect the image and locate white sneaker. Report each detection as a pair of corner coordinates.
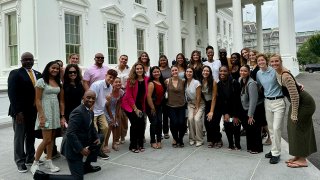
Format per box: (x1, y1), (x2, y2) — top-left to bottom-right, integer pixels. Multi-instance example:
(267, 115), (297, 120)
(196, 142), (203, 147)
(30, 163), (39, 175)
(45, 159), (60, 173)
(189, 141), (195, 146)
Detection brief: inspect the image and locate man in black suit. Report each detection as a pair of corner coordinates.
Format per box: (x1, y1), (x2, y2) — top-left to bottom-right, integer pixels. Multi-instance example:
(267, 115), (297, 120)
(63, 90), (101, 178)
(8, 52), (42, 173)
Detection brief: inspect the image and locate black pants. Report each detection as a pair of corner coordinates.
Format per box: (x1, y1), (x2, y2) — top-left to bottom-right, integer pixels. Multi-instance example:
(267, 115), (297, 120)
(12, 112), (36, 167)
(168, 106), (186, 144)
(162, 99), (169, 135)
(224, 121), (241, 149)
(125, 110), (146, 149)
(204, 105), (223, 144)
(148, 105), (163, 143)
(242, 104), (263, 153)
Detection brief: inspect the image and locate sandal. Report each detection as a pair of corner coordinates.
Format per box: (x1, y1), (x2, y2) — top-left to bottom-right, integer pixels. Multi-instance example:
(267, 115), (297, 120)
(112, 144), (120, 151)
(139, 147), (145, 152)
(287, 162), (308, 168)
(151, 143), (158, 149)
(130, 149), (139, 153)
(103, 147), (111, 153)
(285, 158), (298, 164)
(157, 142), (162, 149)
(215, 141), (223, 149)
(207, 142), (214, 148)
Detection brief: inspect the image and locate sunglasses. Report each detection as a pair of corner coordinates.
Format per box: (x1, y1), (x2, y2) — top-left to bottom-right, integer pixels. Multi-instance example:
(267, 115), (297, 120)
(68, 71), (77, 74)
(95, 57), (104, 60)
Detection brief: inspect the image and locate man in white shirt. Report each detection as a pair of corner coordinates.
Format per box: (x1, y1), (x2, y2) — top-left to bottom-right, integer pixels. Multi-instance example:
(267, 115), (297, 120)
(203, 45), (221, 82)
(90, 69), (118, 160)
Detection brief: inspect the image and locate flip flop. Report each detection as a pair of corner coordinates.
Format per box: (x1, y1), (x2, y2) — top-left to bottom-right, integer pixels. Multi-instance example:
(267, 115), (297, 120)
(287, 162), (308, 168)
(285, 158), (297, 164)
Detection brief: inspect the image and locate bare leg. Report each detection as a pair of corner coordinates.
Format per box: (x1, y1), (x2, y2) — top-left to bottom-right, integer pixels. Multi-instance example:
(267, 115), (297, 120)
(35, 130), (53, 161)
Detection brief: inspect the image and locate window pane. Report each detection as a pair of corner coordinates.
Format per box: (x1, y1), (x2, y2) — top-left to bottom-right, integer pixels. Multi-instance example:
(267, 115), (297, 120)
(65, 14), (81, 64)
(8, 13), (18, 66)
(157, 0), (163, 12)
(137, 29), (144, 57)
(107, 23), (118, 64)
(159, 33), (164, 56)
(180, 0), (184, 20)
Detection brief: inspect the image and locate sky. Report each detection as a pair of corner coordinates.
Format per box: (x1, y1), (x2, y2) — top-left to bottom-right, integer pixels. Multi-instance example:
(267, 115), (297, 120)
(243, 0), (320, 32)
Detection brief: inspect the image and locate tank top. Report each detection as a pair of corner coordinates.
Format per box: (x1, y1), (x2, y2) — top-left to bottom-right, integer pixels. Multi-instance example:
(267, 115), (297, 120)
(167, 78), (185, 107)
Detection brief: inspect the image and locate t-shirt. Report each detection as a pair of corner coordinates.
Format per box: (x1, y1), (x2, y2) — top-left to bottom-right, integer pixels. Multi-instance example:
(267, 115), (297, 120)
(203, 59), (221, 82)
(185, 79), (202, 104)
(83, 65), (109, 87)
(90, 79), (113, 116)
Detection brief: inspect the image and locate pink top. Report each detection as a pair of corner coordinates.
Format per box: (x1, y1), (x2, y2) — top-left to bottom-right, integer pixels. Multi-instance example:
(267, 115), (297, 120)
(83, 64), (109, 87)
(121, 76), (149, 112)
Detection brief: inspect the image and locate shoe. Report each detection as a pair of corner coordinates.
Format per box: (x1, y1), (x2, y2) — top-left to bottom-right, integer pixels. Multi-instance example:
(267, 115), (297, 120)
(189, 141), (195, 146)
(84, 165), (101, 174)
(164, 134), (170, 139)
(52, 152), (61, 160)
(179, 142), (185, 148)
(120, 138), (125, 144)
(265, 151), (272, 158)
(26, 160), (44, 166)
(98, 151), (110, 160)
(270, 156), (280, 164)
(195, 142), (203, 147)
(33, 170), (49, 180)
(17, 164), (28, 173)
(44, 159), (60, 173)
(30, 163), (39, 175)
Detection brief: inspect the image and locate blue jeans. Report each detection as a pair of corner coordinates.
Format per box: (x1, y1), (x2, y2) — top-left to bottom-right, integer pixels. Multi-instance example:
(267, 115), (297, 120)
(168, 106), (186, 144)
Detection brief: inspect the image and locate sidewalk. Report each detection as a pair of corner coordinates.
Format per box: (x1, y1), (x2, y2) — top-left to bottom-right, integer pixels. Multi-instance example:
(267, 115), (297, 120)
(0, 125), (319, 180)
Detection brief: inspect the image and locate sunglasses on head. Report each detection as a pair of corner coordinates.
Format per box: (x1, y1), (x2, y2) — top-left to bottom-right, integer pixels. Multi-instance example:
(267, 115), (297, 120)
(68, 71), (77, 74)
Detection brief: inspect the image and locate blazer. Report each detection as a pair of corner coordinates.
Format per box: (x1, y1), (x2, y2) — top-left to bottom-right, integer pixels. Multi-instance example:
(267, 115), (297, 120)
(61, 104), (99, 161)
(121, 76), (149, 112)
(8, 67), (41, 117)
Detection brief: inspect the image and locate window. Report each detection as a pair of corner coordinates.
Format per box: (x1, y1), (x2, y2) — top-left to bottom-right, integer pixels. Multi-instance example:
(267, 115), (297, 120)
(157, 0), (163, 12)
(194, 7), (198, 25)
(158, 33), (165, 56)
(107, 23), (118, 64)
(136, 29), (145, 57)
(180, 0), (184, 20)
(223, 21), (226, 35)
(135, 0), (142, 4)
(65, 14), (81, 63)
(7, 13), (18, 66)
(217, 18), (220, 34)
(229, 24), (232, 37)
(181, 38), (186, 55)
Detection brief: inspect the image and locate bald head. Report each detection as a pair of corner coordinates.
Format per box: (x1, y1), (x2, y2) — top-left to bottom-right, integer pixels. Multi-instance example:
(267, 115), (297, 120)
(94, 53), (104, 67)
(83, 90), (96, 109)
(21, 52), (34, 69)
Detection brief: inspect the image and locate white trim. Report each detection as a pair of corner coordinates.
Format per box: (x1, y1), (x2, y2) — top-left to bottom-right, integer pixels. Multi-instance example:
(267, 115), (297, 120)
(100, 4), (125, 18)
(132, 13), (150, 24)
(155, 20), (169, 29)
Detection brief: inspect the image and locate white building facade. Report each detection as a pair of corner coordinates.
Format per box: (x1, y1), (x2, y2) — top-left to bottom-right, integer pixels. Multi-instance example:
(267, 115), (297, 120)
(0, 0), (298, 90)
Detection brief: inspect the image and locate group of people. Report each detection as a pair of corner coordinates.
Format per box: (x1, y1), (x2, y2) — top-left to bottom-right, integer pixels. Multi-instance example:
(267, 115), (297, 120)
(8, 46), (317, 179)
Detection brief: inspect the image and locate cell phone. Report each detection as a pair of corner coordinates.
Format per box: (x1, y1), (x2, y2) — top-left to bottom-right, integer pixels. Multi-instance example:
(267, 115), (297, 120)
(138, 112), (144, 118)
(229, 118), (233, 122)
(45, 122), (49, 128)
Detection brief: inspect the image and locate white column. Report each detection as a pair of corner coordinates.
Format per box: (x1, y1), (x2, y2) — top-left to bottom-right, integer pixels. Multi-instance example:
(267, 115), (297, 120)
(232, 0), (243, 53)
(207, 0), (218, 53)
(278, 0), (299, 76)
(255, 1), (263, 52)
(188, 0), (196, 51)
(172, 0), (182, 56)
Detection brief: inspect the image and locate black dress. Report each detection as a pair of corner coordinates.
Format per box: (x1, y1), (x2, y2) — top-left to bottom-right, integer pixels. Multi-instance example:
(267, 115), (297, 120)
(64, 83), (85, 122)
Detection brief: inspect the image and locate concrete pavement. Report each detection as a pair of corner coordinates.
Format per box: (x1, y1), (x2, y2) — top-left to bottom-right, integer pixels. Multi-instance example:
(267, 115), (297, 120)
(0, 124), (319, 180)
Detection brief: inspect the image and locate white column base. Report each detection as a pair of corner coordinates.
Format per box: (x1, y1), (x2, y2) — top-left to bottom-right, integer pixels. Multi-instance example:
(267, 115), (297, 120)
(281, 54), (300, 76)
